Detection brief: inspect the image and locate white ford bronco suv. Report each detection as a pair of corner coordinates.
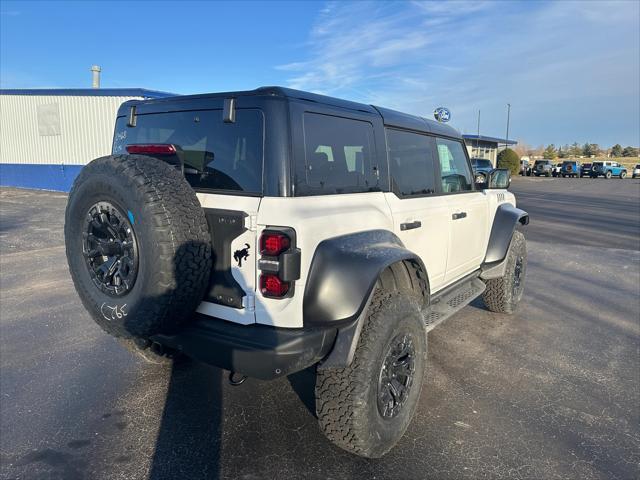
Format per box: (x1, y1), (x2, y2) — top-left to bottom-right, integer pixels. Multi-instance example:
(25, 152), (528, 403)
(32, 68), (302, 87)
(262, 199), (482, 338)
(65, 87), (528, 458)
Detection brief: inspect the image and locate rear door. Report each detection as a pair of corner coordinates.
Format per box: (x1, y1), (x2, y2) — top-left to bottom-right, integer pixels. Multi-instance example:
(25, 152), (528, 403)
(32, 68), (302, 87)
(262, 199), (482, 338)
(433, 136), (489, 284)
(113, 108), (264, 324)
(384, 128), (449, 291)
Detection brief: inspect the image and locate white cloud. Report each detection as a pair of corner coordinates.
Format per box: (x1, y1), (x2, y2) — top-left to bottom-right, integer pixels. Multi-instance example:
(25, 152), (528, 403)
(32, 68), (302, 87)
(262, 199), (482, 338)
(277, 0), (640, 145)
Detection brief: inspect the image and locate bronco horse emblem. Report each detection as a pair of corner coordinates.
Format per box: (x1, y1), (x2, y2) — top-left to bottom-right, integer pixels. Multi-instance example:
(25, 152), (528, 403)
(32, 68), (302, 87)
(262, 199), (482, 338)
(233, 243), (250, 267)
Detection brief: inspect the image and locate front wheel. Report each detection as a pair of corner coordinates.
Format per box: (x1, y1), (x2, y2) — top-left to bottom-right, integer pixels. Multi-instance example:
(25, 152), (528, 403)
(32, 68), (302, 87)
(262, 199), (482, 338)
(483, 231), (527, 314)
(315, 290), (426, 458)
(620, 171), (627, 179)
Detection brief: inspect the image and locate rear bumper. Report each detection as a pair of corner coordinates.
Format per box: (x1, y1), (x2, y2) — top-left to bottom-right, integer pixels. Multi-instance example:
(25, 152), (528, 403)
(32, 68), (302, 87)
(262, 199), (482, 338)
(152, 314), (337, 380)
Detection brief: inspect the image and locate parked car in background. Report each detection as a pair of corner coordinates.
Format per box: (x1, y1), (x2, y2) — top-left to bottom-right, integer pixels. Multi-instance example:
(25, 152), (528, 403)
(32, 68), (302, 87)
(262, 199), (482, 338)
(471, 158), (494, 183)
(552, 163), (562, 177)
(581, 163), (593, 177)
(633, 164), (640, 179)
(561, 160), (581, 178)
(533, 160), (553, 177)
(520, 159), (531, 176)
(591, 161), (627, 179)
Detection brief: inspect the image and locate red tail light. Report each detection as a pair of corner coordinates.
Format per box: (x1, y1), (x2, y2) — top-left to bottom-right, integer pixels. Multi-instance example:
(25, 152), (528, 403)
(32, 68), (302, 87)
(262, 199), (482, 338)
(126, 144), (177, 155)
(260, 232), (290, 256)
(260, 274), (289, 298)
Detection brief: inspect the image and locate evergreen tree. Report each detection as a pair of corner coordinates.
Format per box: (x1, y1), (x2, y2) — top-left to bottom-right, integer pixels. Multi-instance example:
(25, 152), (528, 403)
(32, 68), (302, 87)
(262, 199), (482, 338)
(543, 144), (557, 159)
(611, 144), (623, 157)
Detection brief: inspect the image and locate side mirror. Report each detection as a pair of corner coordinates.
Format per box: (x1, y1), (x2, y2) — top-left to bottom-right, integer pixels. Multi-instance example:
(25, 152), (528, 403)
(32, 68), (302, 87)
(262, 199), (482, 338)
(488, 168), (511, 189)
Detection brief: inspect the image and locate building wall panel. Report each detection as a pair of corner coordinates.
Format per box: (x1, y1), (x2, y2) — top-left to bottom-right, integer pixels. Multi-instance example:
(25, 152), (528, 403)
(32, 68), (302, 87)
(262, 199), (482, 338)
(0, 95), (139, 167)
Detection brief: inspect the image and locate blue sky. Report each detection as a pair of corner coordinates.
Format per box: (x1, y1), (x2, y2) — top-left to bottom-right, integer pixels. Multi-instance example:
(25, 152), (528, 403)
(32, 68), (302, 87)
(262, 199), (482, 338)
(1, 0), (638, 147)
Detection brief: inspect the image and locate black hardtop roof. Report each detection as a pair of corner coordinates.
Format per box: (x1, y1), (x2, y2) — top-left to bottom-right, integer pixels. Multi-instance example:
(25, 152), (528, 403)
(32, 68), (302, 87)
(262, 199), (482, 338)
(121, 86), (461, 139)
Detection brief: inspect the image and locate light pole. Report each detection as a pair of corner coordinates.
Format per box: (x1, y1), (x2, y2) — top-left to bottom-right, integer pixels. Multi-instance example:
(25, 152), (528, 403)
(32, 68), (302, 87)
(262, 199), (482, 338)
(505, 103), (511, 148)
(476, 109), (481, 154)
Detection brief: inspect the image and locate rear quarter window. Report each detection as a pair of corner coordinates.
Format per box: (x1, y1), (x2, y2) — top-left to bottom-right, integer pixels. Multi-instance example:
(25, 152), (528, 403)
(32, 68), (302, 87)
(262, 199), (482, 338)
(295, 112), (380, 196)
(113, 109), (264, 194)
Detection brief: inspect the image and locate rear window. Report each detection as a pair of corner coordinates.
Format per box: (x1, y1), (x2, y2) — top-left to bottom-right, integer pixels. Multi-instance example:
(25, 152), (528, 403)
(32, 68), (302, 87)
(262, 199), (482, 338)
(113, 109), (264, 194)
(296, 112), (379, 196)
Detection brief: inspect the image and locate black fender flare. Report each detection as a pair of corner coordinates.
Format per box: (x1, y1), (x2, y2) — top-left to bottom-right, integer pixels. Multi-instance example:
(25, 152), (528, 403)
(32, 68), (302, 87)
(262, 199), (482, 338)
(303, 229), (426, 327)
(481, 203), (529, 279)
(304, 230), (427, 370)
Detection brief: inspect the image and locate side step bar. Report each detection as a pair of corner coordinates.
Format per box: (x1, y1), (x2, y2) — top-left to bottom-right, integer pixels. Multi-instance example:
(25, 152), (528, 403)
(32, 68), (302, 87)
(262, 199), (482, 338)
(425, 276), (486, 332)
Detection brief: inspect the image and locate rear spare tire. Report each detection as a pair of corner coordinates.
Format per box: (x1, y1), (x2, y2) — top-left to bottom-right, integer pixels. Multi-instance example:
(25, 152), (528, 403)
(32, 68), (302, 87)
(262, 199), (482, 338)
(65, 155), (212, 338)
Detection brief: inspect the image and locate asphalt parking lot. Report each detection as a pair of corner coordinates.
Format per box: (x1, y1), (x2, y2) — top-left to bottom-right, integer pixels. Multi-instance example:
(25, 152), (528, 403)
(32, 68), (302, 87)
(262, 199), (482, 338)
(1, 177), (639, 480)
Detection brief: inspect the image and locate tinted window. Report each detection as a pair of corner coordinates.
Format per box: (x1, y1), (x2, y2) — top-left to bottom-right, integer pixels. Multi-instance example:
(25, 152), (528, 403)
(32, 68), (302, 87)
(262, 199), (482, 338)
(298, 113), (378, 195)
(435, 137), (473, 192)
(473, 159), (492, 169)
(386, 129), (436, 196)
(113, 109), (263, 194)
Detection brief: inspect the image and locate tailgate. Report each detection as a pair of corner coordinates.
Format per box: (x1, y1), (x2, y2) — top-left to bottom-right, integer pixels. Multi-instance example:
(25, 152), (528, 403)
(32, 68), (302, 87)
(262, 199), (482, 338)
(195, 194), (260, 325)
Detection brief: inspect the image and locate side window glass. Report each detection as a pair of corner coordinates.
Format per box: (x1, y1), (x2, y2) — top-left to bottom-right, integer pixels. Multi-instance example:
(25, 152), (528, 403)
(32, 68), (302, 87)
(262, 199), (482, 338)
(435, 138), (473, 193)
(299, 113), (378, 195)
(386, 129), (436, 196)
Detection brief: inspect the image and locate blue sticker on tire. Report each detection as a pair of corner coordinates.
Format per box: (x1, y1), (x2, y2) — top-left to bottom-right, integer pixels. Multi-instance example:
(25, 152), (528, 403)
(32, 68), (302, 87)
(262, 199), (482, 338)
(127, 210), (135, 225)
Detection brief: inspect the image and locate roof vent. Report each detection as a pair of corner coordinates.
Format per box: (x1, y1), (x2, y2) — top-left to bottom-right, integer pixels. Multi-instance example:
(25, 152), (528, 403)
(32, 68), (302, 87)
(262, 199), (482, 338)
(90, 65), (101, 89)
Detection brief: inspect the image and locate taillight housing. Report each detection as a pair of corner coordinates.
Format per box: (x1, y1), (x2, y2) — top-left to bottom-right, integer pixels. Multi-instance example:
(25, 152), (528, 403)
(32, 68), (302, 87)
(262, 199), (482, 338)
(260, 232), (290, 256)
(260, 274), (290, 298)
(257, 228), (300, 299)
(126, 144), (177, 155)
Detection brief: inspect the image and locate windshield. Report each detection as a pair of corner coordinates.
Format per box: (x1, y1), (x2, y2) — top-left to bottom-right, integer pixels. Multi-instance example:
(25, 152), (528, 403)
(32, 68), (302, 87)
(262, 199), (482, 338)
(473, 159), (492, 168)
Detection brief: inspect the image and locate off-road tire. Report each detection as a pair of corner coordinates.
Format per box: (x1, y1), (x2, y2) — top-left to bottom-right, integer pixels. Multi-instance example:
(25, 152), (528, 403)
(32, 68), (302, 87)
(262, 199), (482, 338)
(315, 289), (427, 458)
(620, 171), (626, 179)
(65, 154), (212, 338)
(483, 230), (527, 314)
(605, 171), (612, 179)
(483, 230), (526, 314)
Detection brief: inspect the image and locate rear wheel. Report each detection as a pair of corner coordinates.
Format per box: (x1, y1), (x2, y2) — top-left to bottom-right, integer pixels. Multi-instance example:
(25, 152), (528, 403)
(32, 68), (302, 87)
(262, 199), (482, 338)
(483, 231), (527, 314)
(315, 289), (427, 458)
(605, 171), (612, 179)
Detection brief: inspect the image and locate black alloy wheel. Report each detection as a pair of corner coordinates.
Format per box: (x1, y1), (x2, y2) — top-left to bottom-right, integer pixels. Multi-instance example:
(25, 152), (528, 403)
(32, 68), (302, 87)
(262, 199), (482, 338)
(377, 333), (416, 419)
(82, 201), (138, 296)
(512, 255), (525, 299)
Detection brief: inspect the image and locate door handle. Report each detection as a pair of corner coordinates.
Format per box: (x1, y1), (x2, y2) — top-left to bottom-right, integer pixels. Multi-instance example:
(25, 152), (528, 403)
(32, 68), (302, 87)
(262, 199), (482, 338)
(452, 212), (467, 220)
(400, 220), (422, 231)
